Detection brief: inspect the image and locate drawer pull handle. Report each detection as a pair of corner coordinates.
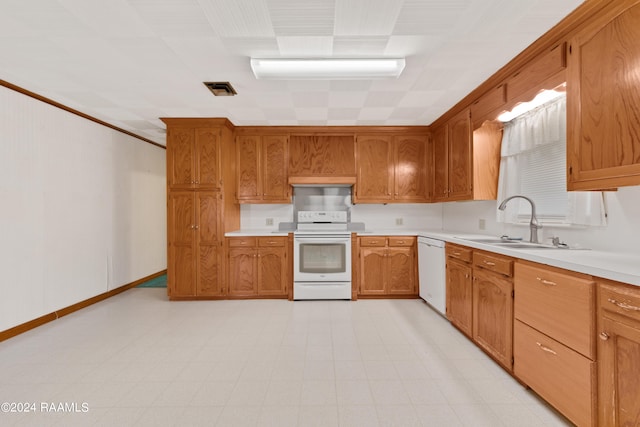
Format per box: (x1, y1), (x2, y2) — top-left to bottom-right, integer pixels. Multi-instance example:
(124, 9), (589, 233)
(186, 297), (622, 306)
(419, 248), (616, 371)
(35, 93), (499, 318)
(536, 342), (557, 355)
(453, 252), (461, 256)
(536, 277), (557, 286)
(483, 261), (496, 266)
(599, 332), (610, 341)
(397, 241), (404, 244)
(608, 298), (640, 312)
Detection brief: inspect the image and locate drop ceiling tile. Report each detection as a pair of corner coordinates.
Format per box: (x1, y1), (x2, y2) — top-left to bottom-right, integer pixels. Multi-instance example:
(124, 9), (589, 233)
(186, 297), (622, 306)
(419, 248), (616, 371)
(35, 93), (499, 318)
(329, 80), (372, 92)
(277, 36), (333, 56)
(286, 81), (331, 92)
(228, 107), (267, 121)
(392, 0), (473, 36)
(388, 107), (427, 120)
(197, 0), (274, 37)
(295, 108), (329, 121)
(252, 92), (295, 108)
(332, 36), (389, 56)
(291, 92), (329, 108)
(357, 107), (393, 121)
(362, 91), (405, 108)
(128, 0), (215, 36)
(2, 0), (92, 37)
(120, 119), (163, 130)
(328, 108), (360, 120)
(384, 35), (443, 56)
(221, 37), (279, 56)
(328, 91), (368, 108)
(334, 0), (402, 36)
(267, 0), (336, 36)
(58, 0), (155, 37)
(264, 108), (297, 121)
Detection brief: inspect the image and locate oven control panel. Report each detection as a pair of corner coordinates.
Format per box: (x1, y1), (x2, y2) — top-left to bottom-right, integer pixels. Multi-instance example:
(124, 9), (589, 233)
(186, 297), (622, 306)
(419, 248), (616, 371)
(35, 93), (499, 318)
(297, 210), (347, 223)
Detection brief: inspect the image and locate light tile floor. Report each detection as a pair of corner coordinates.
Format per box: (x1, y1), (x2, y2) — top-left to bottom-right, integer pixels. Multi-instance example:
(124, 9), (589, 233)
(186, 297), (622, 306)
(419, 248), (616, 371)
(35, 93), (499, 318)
(0, 289), (572, 426)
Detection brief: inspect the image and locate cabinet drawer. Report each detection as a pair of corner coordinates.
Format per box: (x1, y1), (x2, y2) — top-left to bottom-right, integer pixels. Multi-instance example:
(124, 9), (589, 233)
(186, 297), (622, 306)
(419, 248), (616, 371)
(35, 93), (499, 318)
(600, 281), (640, 323)
(388, 237), (414, 247)
(473, 251), (513, 277)
(228, 237), (257, 247)
(515, 262), (595, 359)
(258, 237), (285, 247)
(360, 236), (386, 247)
(446, 244), (472, 263)
(514, 320), (595, 427)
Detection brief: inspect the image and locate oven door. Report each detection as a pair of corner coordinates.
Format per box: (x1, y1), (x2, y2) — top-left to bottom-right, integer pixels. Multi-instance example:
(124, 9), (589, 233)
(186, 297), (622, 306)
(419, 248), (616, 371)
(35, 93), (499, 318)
(293, 234), (352, 282)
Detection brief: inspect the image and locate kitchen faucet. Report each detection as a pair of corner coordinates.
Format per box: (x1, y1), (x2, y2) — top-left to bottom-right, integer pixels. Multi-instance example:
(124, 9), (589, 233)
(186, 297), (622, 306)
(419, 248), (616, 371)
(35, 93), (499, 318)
(498, 195), (542, 243)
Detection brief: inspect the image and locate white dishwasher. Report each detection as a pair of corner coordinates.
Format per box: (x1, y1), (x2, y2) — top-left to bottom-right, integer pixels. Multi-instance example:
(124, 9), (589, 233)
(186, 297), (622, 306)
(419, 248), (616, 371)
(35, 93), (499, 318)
(417, 236), (446, 315)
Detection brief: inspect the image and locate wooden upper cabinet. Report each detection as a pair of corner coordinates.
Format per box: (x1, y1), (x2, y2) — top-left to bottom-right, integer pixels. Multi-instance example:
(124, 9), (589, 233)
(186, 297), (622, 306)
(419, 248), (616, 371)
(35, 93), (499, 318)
(393, 135), (429, 202)
(354, 134), (429, 203)
(355, 135), (393, 202)
(470, 84), (507, 129)
(432, 111), (500, 203)
(236, 134), (290, 203)
(167, 127), (222, 190)
(288, 135), (356, 180)
(432, 125), (448, 202)
(447, 108), (473, 200)
(506, 42), (566, 105)
(567, 1), (640, 190)
(262, 135), (289, 201)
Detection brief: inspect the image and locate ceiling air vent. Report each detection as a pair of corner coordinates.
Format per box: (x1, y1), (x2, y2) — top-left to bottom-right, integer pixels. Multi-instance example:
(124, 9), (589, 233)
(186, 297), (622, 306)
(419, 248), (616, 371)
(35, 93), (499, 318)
(203, 81), (237, 96)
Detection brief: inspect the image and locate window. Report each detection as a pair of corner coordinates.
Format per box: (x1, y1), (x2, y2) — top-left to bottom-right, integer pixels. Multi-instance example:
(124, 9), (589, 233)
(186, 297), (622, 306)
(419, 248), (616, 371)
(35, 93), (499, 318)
(497, 93), (606, 226)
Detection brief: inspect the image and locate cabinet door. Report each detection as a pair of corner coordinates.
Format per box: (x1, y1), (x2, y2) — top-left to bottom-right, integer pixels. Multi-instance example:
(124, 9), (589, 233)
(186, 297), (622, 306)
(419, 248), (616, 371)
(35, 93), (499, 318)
(262, 135), (290, 202)
(393, 135), (428, 202)
(195, 128), (221, 189)
(167, 192), (196, 297)
(359, 248), (386, 295)
(236, 135), (261, 201)
(167, 128), (195, 189)
(289, 135), (356, 177)
(228, 248), (257, 296)
(598, 316), (640, 427)
(567, 1), (640, 190)
(432, 125), (449, 202)
(257, 247), (287, 296)
(473, 268), (513, 370)
(446, 258), (473, 336)
(355, 135), (393, 202)
(448, 109), (472, 200)
(196, 192), (223, 296)
(387, 247), (415, 294)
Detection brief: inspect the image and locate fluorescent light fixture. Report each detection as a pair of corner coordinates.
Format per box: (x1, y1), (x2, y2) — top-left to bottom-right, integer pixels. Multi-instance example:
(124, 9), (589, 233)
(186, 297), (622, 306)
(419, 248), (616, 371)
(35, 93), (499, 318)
(250, 58), (406, 80)
(498, 89), (564, 122)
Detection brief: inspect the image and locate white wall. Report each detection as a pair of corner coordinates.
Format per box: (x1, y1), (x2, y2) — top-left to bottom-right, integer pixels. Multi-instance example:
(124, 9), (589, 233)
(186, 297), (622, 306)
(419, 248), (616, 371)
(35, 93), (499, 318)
(240, 202), (444, 231)
(0, 86), (166, 331)
(441, 187), (640, 255)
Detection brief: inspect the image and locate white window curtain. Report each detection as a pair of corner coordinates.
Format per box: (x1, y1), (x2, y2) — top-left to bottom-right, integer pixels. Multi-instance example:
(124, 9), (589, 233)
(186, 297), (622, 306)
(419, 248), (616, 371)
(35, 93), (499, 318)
(496, 94), (607, 226)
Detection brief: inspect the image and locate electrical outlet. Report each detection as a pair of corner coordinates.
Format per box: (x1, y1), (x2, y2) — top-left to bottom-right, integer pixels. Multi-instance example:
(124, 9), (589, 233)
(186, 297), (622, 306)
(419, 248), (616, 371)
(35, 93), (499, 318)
(395, 218), (403, 226)
(266, 218), (274, 226)
(479, 218), (486, 230)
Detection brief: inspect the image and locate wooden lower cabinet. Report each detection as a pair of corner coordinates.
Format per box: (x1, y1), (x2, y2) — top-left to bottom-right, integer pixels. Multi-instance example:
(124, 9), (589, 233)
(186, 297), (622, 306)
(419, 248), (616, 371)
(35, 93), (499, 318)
(598, 281), (640, 427)
(446, 255), (473, 337)
(472, 267), (513, 370)
(168, 191), (223, 297)
(358, 236), (416, 297)
(227, 237), (288, 298)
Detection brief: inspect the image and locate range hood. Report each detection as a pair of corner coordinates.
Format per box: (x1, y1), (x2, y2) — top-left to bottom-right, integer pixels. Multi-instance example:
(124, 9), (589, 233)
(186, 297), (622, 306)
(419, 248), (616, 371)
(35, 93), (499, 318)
(288, 176), (356, 185)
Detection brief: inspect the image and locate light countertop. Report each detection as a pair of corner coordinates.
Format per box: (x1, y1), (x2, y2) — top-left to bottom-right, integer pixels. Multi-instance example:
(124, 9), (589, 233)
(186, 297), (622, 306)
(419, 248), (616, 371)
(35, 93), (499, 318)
(225, 228), (640, 286)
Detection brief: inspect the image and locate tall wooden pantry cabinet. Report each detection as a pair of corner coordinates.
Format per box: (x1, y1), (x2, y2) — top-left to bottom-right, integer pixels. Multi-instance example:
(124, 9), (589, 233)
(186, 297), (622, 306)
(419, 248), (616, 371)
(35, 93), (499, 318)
(162, 118), (239, 299)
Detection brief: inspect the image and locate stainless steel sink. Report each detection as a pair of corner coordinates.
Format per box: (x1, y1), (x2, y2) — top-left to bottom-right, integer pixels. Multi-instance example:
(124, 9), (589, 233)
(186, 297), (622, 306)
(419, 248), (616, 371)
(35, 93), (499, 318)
(458, 237), (560, 250)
